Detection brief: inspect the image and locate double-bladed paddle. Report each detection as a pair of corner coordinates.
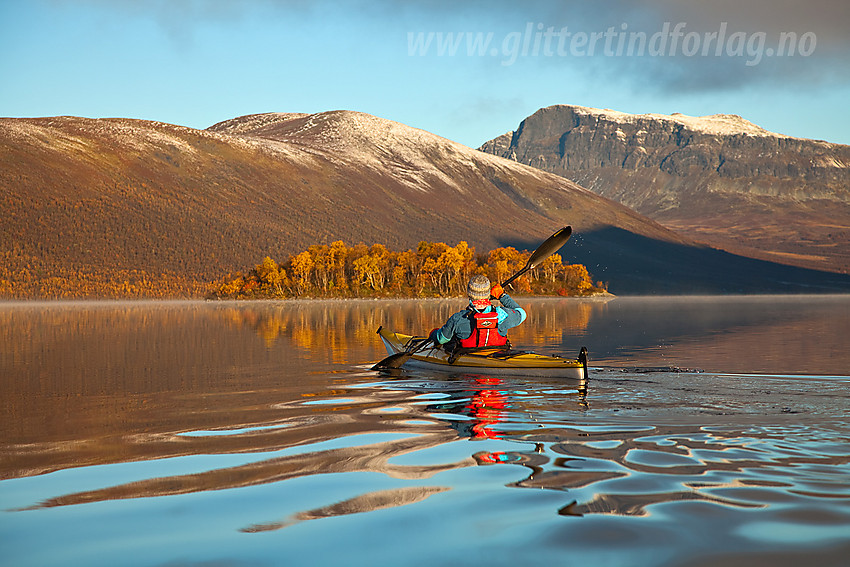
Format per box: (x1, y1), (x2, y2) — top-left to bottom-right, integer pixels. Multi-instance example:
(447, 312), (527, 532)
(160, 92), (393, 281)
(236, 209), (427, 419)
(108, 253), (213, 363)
(500, 225), (572, 289)
(372, 226), (572, 371)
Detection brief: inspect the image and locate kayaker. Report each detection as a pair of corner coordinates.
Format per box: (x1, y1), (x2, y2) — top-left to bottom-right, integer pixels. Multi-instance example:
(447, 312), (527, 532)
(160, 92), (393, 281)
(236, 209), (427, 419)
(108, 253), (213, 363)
(429, 275), (527, 351)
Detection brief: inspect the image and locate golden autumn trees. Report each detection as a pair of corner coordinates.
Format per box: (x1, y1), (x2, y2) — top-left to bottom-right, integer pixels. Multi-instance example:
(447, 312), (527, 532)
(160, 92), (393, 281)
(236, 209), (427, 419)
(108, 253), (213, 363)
(208, 240), (607, 300)
(290, 251), (313, 295)
(352, 244), (390, 291)
(0, 233), (608, 301)
(0, 249), (209, 299)
(255, 256), (287, 297)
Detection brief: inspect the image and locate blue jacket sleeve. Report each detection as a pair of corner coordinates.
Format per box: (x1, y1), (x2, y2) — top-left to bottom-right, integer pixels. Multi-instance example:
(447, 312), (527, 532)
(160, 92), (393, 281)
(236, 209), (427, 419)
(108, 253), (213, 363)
(496, 293), (527, 333)
(435, 310), (469, 344)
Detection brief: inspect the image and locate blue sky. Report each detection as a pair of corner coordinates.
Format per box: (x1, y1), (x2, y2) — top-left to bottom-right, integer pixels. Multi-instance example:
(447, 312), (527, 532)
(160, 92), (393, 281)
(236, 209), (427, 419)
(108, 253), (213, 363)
(2, 0), (849, 147)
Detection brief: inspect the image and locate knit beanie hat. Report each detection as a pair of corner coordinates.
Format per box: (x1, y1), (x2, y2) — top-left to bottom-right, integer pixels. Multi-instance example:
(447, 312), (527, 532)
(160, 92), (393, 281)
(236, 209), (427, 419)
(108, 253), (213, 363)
(467, 275), (491, 301)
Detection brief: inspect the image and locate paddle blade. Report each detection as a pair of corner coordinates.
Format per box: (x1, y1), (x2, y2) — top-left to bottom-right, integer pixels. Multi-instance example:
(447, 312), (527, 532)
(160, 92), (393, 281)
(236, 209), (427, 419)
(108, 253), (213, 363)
(371, 351), (413, 370)
(527, 226), (571, 269)
(501, 226), (572, 288)
(371, 337), (432, 370)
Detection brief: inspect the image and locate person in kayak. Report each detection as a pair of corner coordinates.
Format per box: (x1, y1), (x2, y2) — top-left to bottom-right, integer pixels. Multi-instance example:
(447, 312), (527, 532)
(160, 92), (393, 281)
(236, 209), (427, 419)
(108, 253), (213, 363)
(429, 274), (527, 351)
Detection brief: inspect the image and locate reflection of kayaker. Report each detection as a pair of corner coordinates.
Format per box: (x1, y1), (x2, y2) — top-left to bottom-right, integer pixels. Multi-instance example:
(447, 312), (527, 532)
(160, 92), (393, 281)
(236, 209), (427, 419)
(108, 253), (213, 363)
(465, 377), (507, 439)
(420, 376), (509, 440)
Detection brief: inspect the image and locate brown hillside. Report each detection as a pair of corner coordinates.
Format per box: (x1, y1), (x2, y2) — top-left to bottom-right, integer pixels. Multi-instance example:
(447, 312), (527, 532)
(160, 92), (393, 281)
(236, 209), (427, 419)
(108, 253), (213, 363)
(3, 111), (850, 298)
(0, 112), (678, 297)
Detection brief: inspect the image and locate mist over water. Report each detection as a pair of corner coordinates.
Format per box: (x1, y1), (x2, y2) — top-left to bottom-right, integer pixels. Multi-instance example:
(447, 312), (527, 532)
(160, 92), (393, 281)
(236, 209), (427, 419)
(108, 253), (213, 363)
(1, 296), (848, 566)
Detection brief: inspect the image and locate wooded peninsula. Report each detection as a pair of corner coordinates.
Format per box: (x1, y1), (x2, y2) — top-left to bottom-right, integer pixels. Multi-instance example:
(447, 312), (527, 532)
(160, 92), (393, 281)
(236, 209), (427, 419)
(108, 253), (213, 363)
(208, 240), (607, 300)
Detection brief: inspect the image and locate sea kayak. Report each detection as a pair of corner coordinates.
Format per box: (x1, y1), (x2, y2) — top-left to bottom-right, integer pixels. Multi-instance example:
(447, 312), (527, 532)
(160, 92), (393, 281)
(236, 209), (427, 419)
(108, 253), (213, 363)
(377, 327), (589, 379)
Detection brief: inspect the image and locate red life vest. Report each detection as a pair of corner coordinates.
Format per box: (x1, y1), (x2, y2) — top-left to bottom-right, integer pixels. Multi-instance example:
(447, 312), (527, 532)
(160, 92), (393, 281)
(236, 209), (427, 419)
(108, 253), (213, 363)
(459, 310), (508, 348)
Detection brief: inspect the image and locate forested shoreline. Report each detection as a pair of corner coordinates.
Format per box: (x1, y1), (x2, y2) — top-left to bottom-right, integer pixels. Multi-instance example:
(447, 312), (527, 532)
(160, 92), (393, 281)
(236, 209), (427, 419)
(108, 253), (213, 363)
(208, 240), (607, 300)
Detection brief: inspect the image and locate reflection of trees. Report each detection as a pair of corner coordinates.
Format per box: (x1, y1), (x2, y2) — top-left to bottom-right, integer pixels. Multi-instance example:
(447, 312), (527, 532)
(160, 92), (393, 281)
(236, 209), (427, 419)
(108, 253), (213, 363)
(218, 298), (608, 358)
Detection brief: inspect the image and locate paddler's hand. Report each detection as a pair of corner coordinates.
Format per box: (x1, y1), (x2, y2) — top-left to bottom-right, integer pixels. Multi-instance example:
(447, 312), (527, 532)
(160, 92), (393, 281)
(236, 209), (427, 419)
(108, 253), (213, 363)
(428, 328), (441, 345)
(490, 284), (504, 300)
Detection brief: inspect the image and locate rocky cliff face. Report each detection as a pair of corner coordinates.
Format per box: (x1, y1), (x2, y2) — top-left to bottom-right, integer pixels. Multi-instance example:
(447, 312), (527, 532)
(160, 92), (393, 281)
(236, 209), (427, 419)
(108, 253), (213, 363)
(480, 105), (850, 273)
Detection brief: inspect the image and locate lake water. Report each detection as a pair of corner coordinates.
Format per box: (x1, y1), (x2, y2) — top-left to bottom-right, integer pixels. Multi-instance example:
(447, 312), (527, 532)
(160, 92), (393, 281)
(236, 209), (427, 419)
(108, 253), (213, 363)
(1, 296), (849, 566)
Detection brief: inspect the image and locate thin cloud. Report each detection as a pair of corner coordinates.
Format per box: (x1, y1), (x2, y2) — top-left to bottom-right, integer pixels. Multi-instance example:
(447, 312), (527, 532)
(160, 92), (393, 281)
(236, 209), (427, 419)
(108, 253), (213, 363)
(397, 0), (850, 94)
(50, 1), (850, 95)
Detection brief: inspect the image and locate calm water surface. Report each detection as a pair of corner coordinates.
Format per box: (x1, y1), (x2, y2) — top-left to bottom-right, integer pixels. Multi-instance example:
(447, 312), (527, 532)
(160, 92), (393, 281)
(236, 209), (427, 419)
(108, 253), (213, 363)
(1, 296), (849, 566)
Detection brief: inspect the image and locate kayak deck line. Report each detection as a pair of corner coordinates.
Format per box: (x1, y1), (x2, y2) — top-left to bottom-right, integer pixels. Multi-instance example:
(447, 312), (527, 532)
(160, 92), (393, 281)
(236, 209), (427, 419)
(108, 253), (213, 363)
(376, 326), (589, 380)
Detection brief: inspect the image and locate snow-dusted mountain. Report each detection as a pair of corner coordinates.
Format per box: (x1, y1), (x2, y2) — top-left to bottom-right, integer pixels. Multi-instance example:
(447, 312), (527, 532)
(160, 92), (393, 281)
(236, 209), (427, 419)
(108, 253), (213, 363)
(481, 105), (850, 274)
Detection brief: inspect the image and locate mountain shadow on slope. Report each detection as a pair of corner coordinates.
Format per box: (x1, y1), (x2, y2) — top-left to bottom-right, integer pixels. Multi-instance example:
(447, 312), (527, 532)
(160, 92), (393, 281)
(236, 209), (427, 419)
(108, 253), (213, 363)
(500, 226), (850, 294)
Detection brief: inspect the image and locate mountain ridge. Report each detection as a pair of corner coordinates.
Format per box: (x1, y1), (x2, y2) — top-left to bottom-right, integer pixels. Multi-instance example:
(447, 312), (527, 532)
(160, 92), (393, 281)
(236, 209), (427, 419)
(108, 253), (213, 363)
(479, 104), (850, 274)
(2, 110), (849, 298)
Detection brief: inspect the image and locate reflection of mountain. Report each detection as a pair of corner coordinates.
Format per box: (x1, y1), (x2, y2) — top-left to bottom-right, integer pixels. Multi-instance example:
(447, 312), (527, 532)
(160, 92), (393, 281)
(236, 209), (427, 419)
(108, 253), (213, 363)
(5, 299), (848, 541)
(6, 321), (846, 532)
(20, 429), (469, 510)
(241, 486), (450, 532)
(476, 431), (768, 517)
(561, 491), (760, 517)
(6, 296), (846, 481)
(13, 369), (782, 522)
(574, 296), (850, 374)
